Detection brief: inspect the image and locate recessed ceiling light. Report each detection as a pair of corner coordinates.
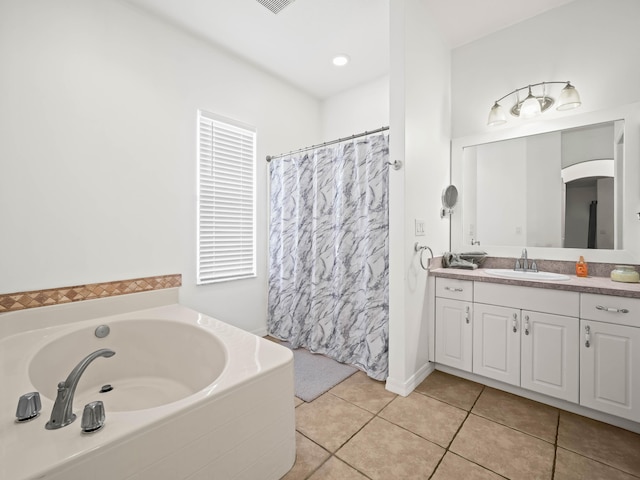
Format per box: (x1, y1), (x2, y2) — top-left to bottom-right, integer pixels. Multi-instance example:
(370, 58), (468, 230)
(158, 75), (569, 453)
(332, 54), (350, 67)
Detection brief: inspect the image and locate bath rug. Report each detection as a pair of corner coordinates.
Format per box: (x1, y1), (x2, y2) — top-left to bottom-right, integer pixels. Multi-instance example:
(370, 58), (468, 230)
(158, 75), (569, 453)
(281, 342), (358, 402)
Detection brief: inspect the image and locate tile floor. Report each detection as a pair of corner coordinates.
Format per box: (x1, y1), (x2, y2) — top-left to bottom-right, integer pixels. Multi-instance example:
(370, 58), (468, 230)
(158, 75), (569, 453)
(282, 369), (640, 480)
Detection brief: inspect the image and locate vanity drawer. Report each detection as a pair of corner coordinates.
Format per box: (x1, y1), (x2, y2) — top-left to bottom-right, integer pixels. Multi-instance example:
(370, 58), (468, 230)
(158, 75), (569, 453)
(581, 294), (640, 327)
(436, 278), (473, 301)
(474, 282), (579, 317)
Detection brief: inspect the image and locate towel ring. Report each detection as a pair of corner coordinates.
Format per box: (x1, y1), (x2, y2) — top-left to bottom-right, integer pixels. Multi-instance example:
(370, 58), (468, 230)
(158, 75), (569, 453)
(414, 243), (434, 271)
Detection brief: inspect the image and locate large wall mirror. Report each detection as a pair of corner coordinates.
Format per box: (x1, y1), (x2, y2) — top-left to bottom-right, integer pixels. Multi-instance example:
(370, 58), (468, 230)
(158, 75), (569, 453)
(451, 103), (640, 263)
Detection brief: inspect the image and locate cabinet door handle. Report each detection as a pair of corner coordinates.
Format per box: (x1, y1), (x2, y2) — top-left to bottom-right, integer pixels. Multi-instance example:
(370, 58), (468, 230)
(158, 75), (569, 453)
(524, 315), (530, 336)
(465, 306), (470, 324)
(512, 313), (518, 333)
(445, 287), (463, 292)
(595, 305), (629, 314)
(585, 325), (591, 348)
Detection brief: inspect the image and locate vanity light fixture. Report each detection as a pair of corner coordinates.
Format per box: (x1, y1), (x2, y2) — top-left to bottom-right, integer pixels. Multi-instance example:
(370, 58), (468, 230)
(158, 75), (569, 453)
(487, 81), (582, 126)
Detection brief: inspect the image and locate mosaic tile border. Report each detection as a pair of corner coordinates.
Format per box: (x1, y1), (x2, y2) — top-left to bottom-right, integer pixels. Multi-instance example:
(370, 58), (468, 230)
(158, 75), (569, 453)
(0, 274), (182, 313)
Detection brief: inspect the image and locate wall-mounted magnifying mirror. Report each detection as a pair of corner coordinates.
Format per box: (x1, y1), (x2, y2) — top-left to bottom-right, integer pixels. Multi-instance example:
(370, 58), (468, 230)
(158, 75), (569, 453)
(441, 185), (458, 218)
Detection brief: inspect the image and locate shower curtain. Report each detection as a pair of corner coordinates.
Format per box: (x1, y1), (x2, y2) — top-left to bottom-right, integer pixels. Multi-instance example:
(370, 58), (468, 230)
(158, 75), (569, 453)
(267, 133), (389, 380)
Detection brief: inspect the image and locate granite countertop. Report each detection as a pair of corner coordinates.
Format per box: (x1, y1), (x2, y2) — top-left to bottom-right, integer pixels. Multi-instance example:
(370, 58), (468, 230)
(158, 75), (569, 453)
(430, 267), (640, 299)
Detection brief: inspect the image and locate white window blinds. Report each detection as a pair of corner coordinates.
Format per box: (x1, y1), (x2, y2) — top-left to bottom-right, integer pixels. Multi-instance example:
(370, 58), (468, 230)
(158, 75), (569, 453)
(197, 111), (256, 284)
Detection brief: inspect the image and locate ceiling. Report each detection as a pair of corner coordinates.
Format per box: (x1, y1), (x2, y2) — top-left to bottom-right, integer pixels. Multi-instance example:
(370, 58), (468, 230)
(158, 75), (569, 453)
(123, 0), (576, 99)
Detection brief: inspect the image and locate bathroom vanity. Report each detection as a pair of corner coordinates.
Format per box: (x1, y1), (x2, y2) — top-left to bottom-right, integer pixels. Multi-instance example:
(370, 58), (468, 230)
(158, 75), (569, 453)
(430, 267), (640, 430)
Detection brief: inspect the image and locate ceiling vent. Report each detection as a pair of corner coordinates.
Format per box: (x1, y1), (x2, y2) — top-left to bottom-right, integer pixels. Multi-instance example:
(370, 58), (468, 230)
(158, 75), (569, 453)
(255, 0), (295, 14)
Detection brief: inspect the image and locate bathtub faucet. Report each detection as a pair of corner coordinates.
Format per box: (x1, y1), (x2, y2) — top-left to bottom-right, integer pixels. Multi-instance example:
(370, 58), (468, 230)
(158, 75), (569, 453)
(45, 348), (115, 430)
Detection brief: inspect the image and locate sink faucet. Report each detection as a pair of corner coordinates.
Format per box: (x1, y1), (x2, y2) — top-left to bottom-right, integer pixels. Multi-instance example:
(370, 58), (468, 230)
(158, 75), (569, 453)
(45, 348), (115, 430)
(515, 248), (538, 272)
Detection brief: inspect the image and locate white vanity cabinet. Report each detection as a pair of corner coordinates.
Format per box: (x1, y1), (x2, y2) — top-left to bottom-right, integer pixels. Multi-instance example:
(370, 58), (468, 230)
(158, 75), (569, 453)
(470, 282), (580, 402)
(434, 278), (473, 372)
(579, 294), (640, 422)
(472, 303), (520, 386)
(433, 274), (640, 426)
(520, 311), (579, 403)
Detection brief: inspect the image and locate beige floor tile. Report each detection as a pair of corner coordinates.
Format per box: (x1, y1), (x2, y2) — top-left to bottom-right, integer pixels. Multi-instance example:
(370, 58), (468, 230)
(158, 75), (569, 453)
(308, 457), (369, 480)
(336, 417), (445, 480)
(294, 396), (304, 407)
(379, 393), (467, 447)
(415, 370), (484, 410)
(431, 452), (504, 480)
(554, 447), (639, 480)
(281, 432), (331, 480)
(558, 411), (640, 477)
(295, 393), (373, 452)
(472, 387), (559, 443)
(450, 414), (554, 480)
(329, 371), (397, 413)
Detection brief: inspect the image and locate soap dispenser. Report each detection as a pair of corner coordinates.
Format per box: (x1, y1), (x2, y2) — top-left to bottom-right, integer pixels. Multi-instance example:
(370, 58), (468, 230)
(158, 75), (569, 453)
(576, 256), (588, 277)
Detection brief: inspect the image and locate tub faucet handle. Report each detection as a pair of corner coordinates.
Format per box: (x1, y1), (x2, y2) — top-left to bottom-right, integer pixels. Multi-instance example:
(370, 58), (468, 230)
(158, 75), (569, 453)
(81, 400), (105, 433)
(16, 392), (42, 422)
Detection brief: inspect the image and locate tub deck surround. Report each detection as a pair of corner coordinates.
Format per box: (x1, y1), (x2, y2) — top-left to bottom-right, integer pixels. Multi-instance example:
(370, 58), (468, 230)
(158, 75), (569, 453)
(0, 304), (295, 480)
(430, 260), (640, 298)
(0, 274), (182, 313)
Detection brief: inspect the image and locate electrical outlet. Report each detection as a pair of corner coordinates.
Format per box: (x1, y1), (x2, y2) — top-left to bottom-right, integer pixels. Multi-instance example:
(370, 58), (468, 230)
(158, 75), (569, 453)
(415, 219), (426, 236)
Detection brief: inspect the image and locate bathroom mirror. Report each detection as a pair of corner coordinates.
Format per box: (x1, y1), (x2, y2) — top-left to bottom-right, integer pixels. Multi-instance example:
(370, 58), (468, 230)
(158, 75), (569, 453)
(451, 102), (640, 263)
(464, 121), (621, 249)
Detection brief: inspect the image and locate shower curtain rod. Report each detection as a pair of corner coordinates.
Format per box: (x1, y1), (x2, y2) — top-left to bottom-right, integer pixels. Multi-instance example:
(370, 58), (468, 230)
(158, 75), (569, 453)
(265, 126), (389, 162)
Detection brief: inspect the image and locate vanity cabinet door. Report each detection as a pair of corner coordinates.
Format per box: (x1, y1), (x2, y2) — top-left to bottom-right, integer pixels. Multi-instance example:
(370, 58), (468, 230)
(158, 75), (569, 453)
(521, 311), (579, 402)
(580, 320), (640, 422)
(473, 304), (520, 386)
(435, 298), (473, 372)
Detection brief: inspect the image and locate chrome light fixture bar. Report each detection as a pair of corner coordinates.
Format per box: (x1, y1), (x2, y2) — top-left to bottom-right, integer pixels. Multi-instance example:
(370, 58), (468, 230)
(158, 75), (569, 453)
(488, 81), (581, 126)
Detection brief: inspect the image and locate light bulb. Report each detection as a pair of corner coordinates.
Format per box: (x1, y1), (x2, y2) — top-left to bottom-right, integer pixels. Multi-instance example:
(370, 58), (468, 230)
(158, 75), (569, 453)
(332, 54), (350, 67)
(520, 88), (541, 118)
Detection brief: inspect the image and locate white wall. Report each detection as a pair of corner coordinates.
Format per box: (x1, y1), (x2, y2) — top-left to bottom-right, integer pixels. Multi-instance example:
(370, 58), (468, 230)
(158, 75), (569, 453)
(476, 139), (527, 246)
(451, 0), (640, 263)
(320, 75), (389, 140)
(597, 177), (614, 249)
(452, 0), (640, 138)
(562, 123), (614, 168)
(0, 0), (321, 334)
(526, 132), (562, 247)
(387, 0), (451, 395)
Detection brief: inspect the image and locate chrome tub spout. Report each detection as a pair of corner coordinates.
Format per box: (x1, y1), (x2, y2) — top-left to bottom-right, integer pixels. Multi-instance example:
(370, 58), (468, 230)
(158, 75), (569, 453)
(45, 348), (115, 430)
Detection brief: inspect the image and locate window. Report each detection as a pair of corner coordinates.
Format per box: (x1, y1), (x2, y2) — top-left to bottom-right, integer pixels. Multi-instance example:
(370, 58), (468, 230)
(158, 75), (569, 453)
(197, 110), (256, 284)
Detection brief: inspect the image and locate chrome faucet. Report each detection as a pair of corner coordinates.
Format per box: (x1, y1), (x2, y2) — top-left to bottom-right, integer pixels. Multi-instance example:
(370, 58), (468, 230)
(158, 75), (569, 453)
(45, 348), (115, 430)
(515, 248), (538, 272)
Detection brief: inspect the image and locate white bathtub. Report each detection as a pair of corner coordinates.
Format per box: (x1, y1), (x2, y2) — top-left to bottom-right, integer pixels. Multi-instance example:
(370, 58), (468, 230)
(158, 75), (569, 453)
(0, 302), (295, 480)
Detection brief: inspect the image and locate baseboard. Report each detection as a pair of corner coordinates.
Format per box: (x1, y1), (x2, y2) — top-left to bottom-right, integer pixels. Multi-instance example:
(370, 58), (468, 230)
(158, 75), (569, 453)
(385, 362), (435, 397)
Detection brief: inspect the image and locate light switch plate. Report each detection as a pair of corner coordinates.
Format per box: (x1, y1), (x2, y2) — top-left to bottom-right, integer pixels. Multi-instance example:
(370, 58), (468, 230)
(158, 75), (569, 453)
(415, 219), (425, 236)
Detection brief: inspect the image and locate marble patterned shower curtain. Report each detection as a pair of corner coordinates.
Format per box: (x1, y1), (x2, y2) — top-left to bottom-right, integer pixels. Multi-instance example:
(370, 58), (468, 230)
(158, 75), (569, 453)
(267, 133), (389, 380)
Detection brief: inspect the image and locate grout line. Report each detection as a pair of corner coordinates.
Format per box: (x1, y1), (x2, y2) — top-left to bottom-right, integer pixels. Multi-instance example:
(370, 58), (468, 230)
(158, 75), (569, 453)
(427, 384), (486, 479)
(469, 410), (558, 446)
(555, 446), (640, 480)
(551, 411), (560, 480)
(296, 373), (639, 480)
(296, 389), (386, 479)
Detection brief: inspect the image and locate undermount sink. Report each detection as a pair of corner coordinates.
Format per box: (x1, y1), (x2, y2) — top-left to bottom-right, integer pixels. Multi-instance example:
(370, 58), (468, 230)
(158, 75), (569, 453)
(485, 269), (571, 281)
